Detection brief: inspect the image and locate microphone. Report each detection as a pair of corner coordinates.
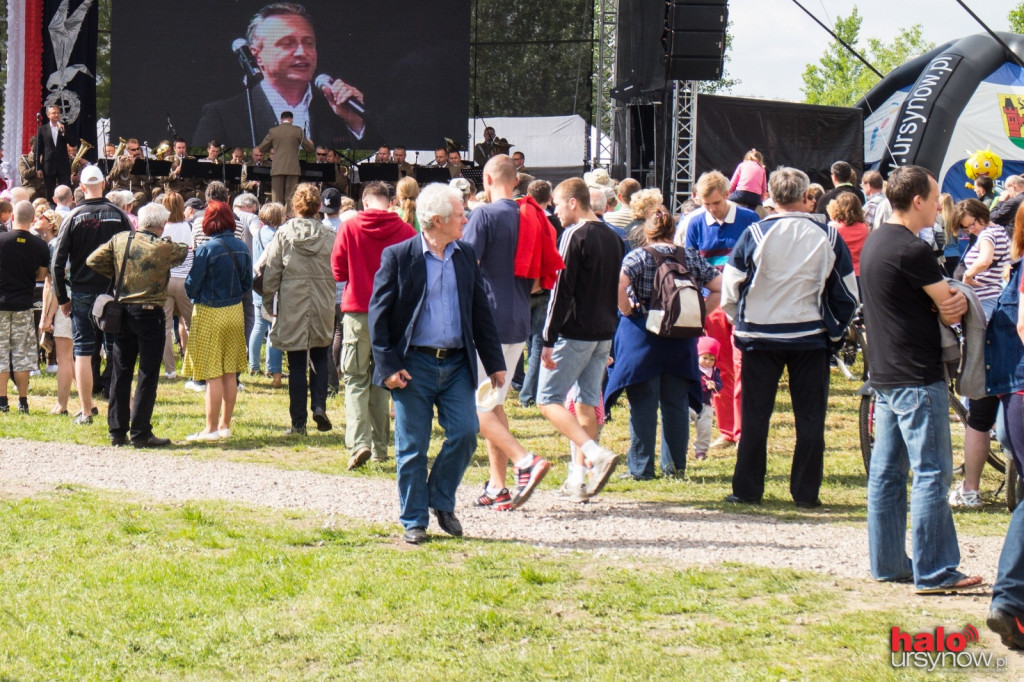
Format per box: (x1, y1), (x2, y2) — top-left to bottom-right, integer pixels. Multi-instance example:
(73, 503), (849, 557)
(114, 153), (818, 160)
(232, 38), (264, 84)
(315, 74), (365, 116)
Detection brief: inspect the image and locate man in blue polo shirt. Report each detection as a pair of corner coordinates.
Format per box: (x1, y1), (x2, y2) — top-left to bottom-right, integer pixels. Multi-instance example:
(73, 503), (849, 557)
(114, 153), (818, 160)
(677, 170), (759, 449)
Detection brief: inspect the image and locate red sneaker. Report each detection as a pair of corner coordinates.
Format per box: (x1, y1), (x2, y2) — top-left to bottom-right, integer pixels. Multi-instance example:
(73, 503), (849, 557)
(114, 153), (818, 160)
(511, 454), (550, 509)
(474, 484), (513, 511)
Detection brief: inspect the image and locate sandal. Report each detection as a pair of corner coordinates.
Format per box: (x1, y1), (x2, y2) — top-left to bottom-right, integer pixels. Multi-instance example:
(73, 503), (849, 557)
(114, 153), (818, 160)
(50, 407), (69, 416)
(916, 575), (986, 595)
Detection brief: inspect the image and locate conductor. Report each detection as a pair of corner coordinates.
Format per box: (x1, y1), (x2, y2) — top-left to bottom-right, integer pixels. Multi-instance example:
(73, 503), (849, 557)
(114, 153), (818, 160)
(259, 111), (314, 204)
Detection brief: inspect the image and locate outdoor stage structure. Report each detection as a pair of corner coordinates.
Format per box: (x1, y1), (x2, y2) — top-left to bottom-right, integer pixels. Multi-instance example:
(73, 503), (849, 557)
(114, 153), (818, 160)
(860, 31), (1024, 201)
(3, 0), (750, 208)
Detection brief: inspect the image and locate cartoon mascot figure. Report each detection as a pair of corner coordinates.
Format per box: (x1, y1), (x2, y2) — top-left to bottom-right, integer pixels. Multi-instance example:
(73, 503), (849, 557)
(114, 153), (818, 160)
(965, 148), (1003, 190)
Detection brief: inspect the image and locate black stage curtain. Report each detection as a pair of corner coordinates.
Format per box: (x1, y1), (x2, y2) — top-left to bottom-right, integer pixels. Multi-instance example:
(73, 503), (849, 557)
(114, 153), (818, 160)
(696, 95), (863, 188)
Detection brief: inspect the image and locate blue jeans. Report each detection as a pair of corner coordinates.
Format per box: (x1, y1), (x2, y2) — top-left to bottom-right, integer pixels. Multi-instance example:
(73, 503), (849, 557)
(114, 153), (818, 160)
(519, 292), (549, 406)
(867, 382), (966, 589)
(625, 374), (691, 478)
(247, 305), (282, 374)
(994, 393), (1024, 618)
(392, 350), (478, 531)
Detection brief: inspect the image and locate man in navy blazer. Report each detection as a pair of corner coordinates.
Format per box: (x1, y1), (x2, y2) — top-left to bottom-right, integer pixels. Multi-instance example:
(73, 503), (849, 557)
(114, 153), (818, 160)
(369, 183), (505, 545)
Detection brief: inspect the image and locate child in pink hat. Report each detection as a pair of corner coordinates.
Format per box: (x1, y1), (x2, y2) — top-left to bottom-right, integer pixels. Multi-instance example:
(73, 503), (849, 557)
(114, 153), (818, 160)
(691, 336), (723, 461)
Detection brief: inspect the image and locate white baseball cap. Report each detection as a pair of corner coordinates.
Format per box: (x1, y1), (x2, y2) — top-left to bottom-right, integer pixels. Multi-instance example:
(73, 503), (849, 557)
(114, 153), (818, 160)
(80, 165), (104, 185)
(475, 380), (501, 412)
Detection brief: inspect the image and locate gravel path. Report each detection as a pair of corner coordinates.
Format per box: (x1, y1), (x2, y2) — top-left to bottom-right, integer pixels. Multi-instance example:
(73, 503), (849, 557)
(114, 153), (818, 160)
(0, 438), (1005, 581)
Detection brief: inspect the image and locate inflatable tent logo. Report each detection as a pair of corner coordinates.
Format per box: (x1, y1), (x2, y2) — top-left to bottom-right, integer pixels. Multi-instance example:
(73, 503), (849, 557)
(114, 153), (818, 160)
(1001, 95), (1024, 150)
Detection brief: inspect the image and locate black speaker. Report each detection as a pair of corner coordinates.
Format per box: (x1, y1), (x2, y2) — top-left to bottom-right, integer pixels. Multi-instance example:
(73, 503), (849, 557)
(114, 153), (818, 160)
(667, 3), (728, 31)
(666, 57), (723, 81)
(665, 30), (725, 57)
(664, 1), (729, 81)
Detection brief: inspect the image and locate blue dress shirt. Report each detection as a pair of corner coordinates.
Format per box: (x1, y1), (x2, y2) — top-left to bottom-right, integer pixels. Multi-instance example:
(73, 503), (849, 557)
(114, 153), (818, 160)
(409, 235), (463, 348)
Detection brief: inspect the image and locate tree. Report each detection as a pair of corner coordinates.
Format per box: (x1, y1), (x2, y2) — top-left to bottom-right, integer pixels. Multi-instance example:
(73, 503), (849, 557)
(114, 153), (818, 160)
(801, 7), (933, 107)
(1011, 2), (1024, 34)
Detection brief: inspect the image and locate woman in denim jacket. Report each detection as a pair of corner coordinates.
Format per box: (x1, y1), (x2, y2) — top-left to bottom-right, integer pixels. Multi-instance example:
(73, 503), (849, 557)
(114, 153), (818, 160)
(183, 200), (253, 441)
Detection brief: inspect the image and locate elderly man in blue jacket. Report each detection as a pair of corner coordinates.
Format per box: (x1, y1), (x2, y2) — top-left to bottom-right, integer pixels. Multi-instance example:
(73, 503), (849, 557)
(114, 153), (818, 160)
(369, 183), (505, 545)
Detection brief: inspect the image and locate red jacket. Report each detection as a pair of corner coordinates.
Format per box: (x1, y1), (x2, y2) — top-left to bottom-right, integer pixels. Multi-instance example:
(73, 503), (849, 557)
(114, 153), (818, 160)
(331, 209), (417, 313)
(514, 196), (564, 290)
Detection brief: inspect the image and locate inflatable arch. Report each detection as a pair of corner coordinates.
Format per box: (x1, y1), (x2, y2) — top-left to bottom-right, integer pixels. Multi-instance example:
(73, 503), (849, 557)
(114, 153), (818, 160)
(858, 32), (1024, 201)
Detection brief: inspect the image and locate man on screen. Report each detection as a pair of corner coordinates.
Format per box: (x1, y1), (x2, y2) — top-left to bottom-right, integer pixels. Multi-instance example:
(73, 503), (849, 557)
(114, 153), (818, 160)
(193, 2), (369, 150)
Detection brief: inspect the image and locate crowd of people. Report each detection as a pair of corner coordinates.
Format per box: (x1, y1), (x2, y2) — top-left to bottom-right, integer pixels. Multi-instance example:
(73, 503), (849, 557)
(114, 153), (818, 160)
(11, 127), (1024, 650)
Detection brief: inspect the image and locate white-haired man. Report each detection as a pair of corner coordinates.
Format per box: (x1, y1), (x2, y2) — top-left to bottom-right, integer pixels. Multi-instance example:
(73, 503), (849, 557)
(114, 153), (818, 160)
(369, 183), (505, 544)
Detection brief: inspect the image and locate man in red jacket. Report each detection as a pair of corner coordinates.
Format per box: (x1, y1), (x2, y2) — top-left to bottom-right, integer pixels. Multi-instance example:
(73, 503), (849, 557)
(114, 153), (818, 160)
(331, 181), (417, 469)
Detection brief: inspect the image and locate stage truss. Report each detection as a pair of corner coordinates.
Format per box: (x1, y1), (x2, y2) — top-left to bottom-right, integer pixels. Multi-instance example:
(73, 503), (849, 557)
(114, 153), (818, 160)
(669, 79), (697, 214)
(592, 0), (616, 170)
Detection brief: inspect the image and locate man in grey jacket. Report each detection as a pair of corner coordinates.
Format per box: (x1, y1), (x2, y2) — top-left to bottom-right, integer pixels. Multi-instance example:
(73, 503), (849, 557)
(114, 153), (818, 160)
(722, 167), (857, 508)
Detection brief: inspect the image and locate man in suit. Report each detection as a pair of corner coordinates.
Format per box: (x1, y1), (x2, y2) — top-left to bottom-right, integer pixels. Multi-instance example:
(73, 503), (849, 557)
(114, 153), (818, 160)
(35, 106), (80, 201)
(258, 111), (314, 204)
(368, 183), (505, 545)
(192, 2), (369, 150)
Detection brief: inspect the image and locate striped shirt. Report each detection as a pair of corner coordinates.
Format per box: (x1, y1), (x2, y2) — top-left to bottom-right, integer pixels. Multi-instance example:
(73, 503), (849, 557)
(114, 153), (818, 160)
(963, 224), (1009, 301)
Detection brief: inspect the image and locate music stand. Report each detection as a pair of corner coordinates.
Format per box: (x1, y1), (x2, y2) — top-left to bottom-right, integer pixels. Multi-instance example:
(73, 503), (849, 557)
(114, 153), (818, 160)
(358, 162), (399, 183)
(461, 168), (483, 189)
(414, 167), (451, 185)
(300, 162), (337, 184)
(131, 159), (171, 177)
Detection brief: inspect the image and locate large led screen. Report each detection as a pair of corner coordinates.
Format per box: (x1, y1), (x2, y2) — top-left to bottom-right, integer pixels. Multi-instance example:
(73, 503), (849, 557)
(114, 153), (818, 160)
(110, 0), (471, 151)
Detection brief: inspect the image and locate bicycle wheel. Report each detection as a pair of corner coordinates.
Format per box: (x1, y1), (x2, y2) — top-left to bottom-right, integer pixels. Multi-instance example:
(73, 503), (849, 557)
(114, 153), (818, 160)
(859, 393), (874, 475)
(1008, 457), (1024, 512)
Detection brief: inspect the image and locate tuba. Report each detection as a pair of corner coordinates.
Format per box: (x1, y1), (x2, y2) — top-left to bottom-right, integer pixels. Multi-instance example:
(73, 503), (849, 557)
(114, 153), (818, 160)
(71, 139), (93, 176)
(153, 142), (171, 160)
(112, 137), (127, 158)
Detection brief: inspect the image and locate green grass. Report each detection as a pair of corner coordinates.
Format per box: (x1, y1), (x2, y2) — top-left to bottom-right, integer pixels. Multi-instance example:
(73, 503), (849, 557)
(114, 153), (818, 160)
(7, 361), (1013, 536)
(0, 490), (995, 680)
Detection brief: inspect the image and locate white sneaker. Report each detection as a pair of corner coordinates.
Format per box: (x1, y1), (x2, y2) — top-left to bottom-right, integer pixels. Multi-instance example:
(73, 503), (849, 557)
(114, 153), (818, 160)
(236, 382), (245, 392)
(217, 428), (232, 439)
(185, 430), (221, 442)
(948, 483), (983, 509)
(29, 369), (40, 377)
(560, 475), (589, 503)
(585, 447), (620, 497)
(184, 380), (205, 392)
(45, 364), (59, 373)
(164, 371), (177, 380)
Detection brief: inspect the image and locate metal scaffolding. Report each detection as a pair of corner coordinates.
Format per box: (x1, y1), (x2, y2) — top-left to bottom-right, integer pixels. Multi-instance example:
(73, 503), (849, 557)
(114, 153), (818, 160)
(669, 79), (698, 214)
(592, 0), (617, 169)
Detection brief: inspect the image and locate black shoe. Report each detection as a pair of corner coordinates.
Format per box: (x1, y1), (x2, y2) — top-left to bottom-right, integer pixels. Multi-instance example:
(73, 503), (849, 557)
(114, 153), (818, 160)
(17, 401), (28, 414)
(133, 435), (171, 448)
(312, 407), (332, 432)
(725, 494), (761, 505)
(110, 434), (127, 447)
(0, 404), (8, 414)
(404, 526), (428, 545)
(795, 498), (822, 509)
(987, 607), (1024, 649)
(285, 425), (306, 436)
(91, 406), (99, 416)
(432, 509), (463, 537)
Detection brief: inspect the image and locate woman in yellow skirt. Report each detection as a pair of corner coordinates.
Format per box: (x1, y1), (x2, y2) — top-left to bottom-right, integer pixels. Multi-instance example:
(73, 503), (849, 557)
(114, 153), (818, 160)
(183, 200), (253, 441)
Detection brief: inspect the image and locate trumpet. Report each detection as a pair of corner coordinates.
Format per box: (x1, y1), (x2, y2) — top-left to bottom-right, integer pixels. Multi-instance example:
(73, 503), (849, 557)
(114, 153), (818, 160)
(71, 139), (93, 176)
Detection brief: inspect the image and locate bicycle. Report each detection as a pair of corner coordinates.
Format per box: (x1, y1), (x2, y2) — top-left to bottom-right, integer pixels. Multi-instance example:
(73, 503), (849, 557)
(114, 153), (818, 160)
(854, 307), (1006, 479)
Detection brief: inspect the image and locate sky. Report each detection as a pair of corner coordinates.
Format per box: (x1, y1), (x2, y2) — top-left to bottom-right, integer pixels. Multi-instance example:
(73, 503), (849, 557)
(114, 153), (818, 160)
(726, 0), (1016, 102)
